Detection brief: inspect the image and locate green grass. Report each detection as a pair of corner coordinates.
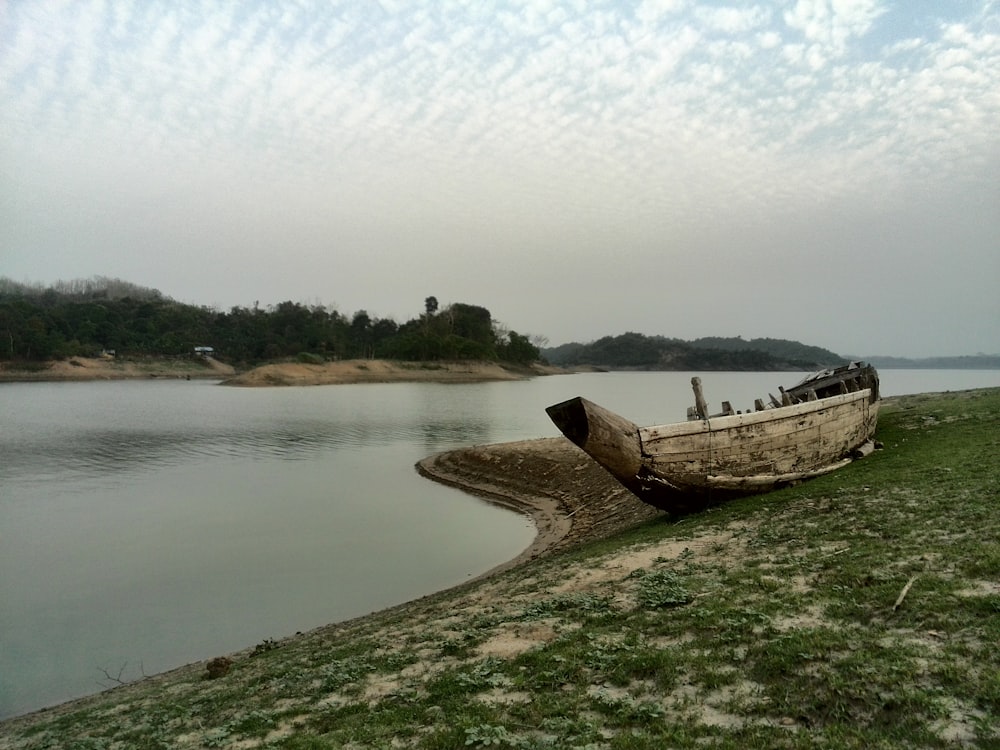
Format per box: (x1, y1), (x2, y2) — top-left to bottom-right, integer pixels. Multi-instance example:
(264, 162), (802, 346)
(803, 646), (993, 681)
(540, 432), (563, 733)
(2, 388), (998, 749)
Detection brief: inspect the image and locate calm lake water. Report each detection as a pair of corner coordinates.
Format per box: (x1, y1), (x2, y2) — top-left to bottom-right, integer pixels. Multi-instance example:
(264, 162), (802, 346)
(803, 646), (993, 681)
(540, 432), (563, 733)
(1, 369), (998, 718)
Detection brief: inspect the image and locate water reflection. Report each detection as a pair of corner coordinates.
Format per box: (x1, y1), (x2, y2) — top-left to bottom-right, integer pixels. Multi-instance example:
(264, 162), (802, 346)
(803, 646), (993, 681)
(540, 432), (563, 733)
(2, 400), (494, 485)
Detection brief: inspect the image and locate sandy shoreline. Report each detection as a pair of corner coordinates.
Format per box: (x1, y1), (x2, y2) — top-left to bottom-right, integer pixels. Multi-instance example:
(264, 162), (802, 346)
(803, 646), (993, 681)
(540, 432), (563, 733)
(223, 359), (564, 386)
(0, 356), (236, 381)
(0, 357), (565, 385)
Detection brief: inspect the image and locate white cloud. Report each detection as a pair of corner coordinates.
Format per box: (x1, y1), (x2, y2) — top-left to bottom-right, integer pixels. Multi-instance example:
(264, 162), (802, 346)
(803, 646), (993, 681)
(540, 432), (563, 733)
(635, 0), (688, 26)
(1, 0), (998, 356)
(758, 30), (783, 48)
(783, 0), (885, 55)
(695, 5), (770, 34)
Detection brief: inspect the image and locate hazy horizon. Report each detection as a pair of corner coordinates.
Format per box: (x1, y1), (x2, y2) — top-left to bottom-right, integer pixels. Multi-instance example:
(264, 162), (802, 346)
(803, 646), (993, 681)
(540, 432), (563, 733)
(3, 1), (998, 359)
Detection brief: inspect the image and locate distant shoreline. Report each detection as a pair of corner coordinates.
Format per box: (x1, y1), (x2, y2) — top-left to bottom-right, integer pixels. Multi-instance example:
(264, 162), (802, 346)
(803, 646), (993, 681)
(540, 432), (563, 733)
(0, 357), (567, 385)
(0, 356), (236, 382)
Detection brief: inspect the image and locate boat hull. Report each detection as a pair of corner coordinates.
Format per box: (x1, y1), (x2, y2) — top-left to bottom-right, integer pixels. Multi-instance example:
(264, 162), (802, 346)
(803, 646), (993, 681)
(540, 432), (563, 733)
(546, 387), (878, 514)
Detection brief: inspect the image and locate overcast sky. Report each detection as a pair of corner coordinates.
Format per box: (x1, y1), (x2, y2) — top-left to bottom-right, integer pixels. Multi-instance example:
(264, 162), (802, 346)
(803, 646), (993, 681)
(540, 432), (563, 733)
(1, 1), (997, 357)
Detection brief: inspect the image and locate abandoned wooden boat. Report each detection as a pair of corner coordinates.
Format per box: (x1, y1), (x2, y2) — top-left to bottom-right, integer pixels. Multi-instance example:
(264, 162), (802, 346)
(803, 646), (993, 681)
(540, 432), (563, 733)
(545, 362), (880, 513)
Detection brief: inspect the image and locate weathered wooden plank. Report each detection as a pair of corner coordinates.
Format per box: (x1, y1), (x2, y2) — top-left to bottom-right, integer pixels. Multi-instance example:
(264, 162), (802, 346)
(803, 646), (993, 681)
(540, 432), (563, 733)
(691, 377), (709, 420)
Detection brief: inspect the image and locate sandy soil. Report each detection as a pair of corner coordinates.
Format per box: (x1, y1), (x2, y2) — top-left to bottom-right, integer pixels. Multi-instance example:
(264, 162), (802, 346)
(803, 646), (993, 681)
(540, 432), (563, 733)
(0, 356), (235, 381)
(223, 359), (563, 386)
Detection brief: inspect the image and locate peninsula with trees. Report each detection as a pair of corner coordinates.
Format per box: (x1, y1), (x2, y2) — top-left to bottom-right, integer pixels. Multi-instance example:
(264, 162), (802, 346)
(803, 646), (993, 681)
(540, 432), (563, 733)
(0, 278), (541, 383)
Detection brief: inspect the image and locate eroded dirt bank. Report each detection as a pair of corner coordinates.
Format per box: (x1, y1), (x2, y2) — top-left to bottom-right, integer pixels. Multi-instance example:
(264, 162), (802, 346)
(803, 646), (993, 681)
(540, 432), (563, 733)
(417, 438), (662, 571)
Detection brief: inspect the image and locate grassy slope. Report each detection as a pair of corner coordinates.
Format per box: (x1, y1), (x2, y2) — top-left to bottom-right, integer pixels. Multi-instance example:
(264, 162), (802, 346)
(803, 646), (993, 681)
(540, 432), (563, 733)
(1, 389), (997, 749)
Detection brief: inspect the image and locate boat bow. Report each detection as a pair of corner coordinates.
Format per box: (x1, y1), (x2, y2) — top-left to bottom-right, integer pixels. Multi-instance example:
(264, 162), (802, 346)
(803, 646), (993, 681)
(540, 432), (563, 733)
(545, 397), (646, 495)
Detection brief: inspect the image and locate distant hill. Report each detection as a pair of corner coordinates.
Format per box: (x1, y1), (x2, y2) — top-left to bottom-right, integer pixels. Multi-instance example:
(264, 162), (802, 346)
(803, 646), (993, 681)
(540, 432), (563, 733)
(542, 333), (844, 371)
(688, 337), (843, 367)
(859, 354), (1000, 369)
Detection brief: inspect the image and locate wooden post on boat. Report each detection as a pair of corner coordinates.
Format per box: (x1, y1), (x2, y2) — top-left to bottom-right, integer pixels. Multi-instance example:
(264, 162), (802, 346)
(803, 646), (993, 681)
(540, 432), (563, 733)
(692, 377), (709, 420)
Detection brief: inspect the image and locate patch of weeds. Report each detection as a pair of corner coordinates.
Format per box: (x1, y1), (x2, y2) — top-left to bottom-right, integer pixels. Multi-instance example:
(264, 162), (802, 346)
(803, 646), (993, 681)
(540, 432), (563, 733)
(749, 625), (854, 679)
(936, 643), (1000, 718)
(513, 641), (587, 691)
(656, 546), (695, 566)
(463, 723), (523, 747)
(422, 724), (479, 749)
(750, 629), (948, 734)
(311, 698), (427, 746)
(959, 548), (1000, 581)
(318, 655), (375, 692)
(375, 648), (419, 673)
(201, 726), (231, 748)
(456, 657), (512, 690)
(501, 681), (586, 729)
(590, 689), (666, 727)
(309, 701), (368, 734)
(230, 709), (276, 736)
(112, 712), (182, 750)
(519, 592), (616, 620)
(20, 710), (95, 740)
(685, 603), (771, 645)
(425, 664), (504, 704)
(541, 724), (609, 749)
(274, 733), (339, 749)
(441, 628), (484, 657)
(983, 661), (1000, 711)
(579, 632), (679, 689)
(629, 568), (692, 609)
(584, 633), (636, 669)
(829, 573), (970, 630)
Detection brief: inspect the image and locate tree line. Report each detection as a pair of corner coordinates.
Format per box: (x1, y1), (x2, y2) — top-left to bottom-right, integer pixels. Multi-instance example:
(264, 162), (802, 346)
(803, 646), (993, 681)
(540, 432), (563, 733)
(0, 278), (540, 365)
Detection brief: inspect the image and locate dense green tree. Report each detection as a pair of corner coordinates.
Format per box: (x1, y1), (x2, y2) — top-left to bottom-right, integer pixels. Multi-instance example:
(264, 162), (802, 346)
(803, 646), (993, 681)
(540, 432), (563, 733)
(445, 303), (494, 348)
(0, 277), (544, 366)
(499, 331), (540, 364)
